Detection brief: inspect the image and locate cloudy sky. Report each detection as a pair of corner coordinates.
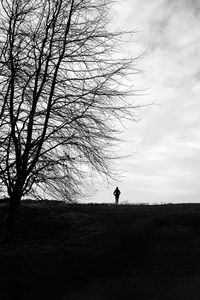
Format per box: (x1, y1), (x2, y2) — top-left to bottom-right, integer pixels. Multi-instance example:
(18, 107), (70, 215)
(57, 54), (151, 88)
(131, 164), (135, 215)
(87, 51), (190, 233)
(91, 0), (200, 204)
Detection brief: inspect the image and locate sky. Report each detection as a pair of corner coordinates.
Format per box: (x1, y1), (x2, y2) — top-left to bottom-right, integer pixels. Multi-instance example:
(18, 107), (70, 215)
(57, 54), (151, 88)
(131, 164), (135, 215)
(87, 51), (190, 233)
(89, 0), (200, 204)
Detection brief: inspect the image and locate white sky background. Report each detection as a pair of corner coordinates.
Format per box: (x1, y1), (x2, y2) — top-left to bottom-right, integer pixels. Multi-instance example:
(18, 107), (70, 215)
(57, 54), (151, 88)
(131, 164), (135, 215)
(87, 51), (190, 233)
(87, 0), (200, 204)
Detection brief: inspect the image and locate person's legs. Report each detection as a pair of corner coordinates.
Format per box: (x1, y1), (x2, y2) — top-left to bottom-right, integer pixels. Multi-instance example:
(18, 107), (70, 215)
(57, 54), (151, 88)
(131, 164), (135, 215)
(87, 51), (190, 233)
(115, 196), (119, 205)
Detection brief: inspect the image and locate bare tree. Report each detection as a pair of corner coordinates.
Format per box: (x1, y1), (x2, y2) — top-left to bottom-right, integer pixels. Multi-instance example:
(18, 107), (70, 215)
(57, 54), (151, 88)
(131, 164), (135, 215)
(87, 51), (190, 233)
(0, 0), (140, 234)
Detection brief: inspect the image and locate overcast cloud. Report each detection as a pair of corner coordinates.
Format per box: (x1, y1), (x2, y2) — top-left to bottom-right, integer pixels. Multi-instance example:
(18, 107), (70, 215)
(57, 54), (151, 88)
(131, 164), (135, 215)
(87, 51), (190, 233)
(91, 0), (200, 204)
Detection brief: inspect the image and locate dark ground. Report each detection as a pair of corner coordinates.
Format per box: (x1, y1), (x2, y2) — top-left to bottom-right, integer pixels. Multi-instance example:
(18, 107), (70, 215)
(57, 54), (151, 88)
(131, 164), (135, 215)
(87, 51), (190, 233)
(1, 200), (200, 299)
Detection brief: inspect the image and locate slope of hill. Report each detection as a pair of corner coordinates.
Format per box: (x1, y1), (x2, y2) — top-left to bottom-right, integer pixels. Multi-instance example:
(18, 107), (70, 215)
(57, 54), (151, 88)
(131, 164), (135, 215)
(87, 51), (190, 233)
(1, 200), (200, 299)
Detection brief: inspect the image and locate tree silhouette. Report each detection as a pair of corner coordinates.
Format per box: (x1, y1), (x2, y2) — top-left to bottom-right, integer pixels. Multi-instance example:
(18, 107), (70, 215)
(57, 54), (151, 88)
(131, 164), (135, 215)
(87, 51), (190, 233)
(0, 0), (140, 235)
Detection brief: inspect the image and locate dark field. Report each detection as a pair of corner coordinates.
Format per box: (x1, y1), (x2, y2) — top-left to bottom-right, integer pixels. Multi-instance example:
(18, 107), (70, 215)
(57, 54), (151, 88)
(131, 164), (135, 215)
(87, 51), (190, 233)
(1, 200), (200, 299)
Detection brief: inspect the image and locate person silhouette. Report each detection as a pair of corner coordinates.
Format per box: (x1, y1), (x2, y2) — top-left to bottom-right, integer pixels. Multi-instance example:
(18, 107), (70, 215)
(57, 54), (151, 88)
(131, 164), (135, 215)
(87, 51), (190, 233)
(113, 187), (121, 205)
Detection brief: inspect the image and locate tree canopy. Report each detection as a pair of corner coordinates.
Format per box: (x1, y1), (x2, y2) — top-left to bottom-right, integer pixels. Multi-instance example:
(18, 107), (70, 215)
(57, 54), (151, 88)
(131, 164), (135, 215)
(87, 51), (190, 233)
(0, 0), (139, 205)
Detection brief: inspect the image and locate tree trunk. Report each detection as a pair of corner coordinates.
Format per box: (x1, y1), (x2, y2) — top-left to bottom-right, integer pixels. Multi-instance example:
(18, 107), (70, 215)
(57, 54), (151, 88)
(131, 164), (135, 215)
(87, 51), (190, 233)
(4, 195), (21, 241)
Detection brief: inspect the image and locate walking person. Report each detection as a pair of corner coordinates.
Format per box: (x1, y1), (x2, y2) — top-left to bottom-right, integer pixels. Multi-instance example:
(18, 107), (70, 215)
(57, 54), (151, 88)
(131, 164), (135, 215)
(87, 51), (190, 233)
(113, 187), (121, 205)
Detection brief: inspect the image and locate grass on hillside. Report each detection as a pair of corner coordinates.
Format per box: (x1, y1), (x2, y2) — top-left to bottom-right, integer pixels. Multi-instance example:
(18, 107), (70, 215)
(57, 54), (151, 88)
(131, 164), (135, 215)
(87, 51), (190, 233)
(1, 200), (200, 299)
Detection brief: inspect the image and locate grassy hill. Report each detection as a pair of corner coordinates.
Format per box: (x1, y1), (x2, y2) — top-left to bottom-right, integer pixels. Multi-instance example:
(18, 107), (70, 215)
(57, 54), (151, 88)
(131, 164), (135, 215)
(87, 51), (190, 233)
(1, 200), (200, 299)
